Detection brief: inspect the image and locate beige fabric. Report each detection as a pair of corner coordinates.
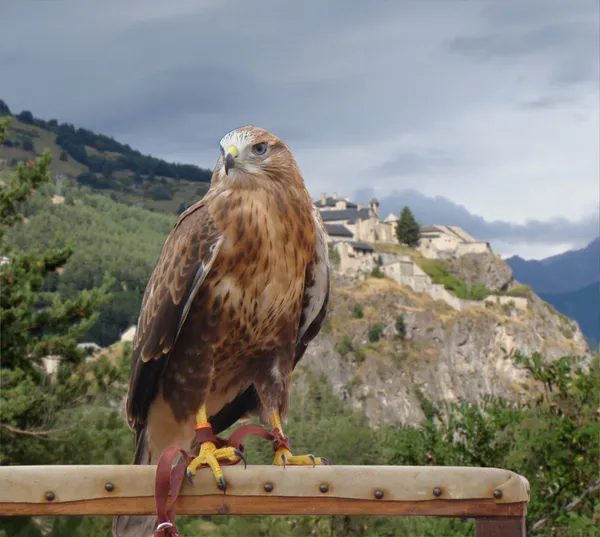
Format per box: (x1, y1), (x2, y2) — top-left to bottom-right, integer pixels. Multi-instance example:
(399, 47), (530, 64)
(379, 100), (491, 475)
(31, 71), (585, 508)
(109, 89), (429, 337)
(0, 464), (530, 505)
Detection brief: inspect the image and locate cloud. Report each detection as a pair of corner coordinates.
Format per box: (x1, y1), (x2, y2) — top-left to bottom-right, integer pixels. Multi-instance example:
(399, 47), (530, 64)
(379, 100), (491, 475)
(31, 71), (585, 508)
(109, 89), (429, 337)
(372, 149), (460, 178)
(0, 0), (597, 257)
(354, 187), (600, 258)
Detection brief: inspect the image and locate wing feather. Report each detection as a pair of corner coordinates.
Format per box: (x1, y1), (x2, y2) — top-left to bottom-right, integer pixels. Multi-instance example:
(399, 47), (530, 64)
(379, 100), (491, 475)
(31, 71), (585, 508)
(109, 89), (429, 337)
(294, 206), (331, 365)
(126, 202), (222, 432)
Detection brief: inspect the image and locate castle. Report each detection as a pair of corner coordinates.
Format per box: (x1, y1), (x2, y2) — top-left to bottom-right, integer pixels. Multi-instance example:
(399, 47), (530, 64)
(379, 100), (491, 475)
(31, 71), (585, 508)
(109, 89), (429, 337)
(314, 193), (522, 314)
(314, 192), (491, 261)
(314, 192), (396, 244)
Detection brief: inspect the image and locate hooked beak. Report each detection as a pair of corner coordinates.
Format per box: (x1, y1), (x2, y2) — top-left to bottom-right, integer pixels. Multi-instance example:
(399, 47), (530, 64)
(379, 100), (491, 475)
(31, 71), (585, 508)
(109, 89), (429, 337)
(224, 145), (238, 176)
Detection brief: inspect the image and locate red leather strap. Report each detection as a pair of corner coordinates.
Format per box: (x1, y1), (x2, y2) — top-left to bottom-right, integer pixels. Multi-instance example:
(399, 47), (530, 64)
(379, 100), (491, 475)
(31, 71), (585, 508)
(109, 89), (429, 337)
(229, 423), (277, 448)
(153, 446), (193, 537)
(152, 423), (285, 535)
(270, 427), (291, 452)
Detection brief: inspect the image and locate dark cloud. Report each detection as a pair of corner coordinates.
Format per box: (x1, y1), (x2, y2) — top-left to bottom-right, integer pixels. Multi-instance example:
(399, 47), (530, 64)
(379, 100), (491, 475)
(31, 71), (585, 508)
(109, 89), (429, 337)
(355, 187), (600, 246)
(446, 23), (591, 59)
(0, 0), (597, 257)
(371, 150), (459, 177)
(518, 95), (575, 110)
(446, 2), (599, 88)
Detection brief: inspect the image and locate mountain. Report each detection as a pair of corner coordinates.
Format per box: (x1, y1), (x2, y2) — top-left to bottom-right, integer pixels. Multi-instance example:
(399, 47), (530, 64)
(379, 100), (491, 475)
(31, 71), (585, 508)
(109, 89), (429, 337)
(539, 282), (600, 348)
(505, 238), (600, 344)
(0, 99), (211, 215)
(506, 238), (600, 294)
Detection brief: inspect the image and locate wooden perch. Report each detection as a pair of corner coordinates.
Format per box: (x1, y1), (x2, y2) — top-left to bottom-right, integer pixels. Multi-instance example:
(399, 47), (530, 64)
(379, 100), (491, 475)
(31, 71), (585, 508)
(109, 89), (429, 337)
(0, 465), (530, 536)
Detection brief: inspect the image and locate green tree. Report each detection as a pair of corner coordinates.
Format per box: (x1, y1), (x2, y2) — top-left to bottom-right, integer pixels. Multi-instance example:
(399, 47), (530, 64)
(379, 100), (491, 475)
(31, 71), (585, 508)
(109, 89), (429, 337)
(0, 117), (132, 537)
(395, 205), (420, 247)
(16, 110), (34, 124)
(385, 352), (600, 537)
(0, 99), (11, 116)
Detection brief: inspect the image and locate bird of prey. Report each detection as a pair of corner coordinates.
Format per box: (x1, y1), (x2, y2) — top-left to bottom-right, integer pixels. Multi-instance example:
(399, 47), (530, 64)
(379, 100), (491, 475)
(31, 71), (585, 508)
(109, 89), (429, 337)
(113, 126), (330, 536)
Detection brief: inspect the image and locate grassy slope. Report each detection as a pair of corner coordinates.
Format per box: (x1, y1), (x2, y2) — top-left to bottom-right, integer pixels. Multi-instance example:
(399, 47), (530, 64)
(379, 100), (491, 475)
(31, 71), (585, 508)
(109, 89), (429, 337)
(1, 118), (210, 214)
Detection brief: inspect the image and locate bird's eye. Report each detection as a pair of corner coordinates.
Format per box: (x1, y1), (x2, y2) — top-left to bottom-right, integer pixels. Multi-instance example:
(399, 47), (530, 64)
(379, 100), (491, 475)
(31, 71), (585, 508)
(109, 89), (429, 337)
(252, 142), (267, 155)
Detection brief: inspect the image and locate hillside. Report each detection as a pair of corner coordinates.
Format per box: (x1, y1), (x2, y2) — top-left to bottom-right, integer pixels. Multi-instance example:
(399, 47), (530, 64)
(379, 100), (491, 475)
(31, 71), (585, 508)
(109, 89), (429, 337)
(301, 271), (589, 427)
(0, 99), (211, 214)
(9, 177), (591, 421)
(5, 184), (176, 346)
(506, 238), (600, 344)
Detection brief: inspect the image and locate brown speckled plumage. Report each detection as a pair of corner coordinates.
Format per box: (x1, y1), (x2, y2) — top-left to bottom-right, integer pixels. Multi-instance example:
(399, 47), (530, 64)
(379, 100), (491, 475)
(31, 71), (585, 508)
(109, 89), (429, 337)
(123, 126), (330, 467)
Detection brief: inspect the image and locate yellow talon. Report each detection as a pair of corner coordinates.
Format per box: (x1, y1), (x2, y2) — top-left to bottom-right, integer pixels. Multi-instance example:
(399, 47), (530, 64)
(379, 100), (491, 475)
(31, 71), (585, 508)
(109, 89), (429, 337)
(273, 448), (325, 467)
(269, 411), (328, 467)
(186, 406), (244, 490)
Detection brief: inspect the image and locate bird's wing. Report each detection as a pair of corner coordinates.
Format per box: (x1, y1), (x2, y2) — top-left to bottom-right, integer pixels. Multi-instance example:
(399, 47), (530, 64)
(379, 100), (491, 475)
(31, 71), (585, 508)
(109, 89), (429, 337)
(126, 202), (223, 433)
(294, 205), (331, 366)
(209, 205), (330, 434)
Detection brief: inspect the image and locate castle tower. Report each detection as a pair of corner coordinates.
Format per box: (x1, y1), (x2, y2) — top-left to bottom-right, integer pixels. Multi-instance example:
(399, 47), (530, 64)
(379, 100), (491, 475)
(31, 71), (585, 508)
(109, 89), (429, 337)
(368, 198), (380, 219)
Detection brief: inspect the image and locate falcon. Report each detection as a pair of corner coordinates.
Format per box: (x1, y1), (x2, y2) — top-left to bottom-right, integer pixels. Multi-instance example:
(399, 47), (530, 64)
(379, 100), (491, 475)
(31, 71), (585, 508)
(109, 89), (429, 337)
(113, 126), (330, 536)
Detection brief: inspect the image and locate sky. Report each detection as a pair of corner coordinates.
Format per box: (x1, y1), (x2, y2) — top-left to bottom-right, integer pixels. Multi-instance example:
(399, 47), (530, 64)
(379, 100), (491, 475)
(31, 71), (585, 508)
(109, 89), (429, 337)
(1, 0), (598, 259)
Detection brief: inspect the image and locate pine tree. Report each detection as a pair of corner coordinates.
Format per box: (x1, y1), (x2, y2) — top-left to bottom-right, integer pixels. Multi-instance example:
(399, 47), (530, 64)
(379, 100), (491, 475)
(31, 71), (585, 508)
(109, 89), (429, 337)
(0, 117), (132, 537)
(395, 205), (420, 247)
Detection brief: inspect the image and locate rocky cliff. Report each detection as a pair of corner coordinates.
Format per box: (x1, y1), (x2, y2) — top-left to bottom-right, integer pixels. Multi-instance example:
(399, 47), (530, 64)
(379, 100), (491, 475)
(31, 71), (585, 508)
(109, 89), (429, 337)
(297, 266), (590, 428)
(439, 251), (513, 292)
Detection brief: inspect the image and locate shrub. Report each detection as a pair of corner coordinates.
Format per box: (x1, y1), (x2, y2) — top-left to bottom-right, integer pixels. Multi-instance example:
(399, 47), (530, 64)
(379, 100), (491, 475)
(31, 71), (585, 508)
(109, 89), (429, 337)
(328, 243), (341, 269)
(506, 284), (533, 298)
(368, 324), (383, 342)
(354, 344), (366, 363)
(560, 326), (574, 340)
(336, 336), (354, 356)
(395, 315), (406, 339)
(469, 284), (492, 300)
(371, 266), (385, 278)
(148, 184), (172, 201)
(352, 303), (364, 318)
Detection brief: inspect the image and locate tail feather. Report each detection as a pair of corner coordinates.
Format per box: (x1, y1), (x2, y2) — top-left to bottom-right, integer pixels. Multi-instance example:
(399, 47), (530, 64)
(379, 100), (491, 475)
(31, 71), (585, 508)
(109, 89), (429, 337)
(112, 427), (157, 537)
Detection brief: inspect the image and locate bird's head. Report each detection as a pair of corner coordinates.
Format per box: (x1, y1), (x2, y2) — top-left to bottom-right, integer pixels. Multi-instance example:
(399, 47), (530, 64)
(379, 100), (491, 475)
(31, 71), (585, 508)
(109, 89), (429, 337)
(213, 125), (301, 187)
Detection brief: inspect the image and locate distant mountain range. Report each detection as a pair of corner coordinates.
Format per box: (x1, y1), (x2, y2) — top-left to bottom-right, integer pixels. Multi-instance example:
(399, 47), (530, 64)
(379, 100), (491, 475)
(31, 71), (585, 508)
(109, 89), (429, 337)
(539, 282), (599, 349)
(506, 238), (600, 346)
(506, 238), (600, 295)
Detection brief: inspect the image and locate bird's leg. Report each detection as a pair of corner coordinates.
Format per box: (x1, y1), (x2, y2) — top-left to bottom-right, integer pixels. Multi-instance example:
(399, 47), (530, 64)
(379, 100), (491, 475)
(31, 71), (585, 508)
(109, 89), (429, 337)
(270, 411), (328, 466)
(185, 405), (245, 491)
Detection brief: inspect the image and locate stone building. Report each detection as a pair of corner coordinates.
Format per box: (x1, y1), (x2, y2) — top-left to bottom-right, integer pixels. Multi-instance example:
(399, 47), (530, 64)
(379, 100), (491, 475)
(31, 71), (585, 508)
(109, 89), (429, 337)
(315, 192), (395, 243)
(418, 225), (491, 259)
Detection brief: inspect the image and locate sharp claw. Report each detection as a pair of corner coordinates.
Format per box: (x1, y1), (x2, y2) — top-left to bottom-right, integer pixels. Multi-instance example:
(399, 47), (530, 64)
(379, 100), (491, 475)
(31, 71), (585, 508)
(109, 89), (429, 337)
(234, 448), (247, 469)
(186, 469), (194, 484)
(217, 476), (227, 492)
(281, 453), (287, 468)
(308, 454), (316, 467)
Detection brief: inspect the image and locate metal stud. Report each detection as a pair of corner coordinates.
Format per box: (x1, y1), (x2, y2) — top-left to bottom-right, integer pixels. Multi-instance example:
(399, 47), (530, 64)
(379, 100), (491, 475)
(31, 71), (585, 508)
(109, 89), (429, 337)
(263, 483), (273, 493)
(432, 487), (442, 497)
(374, 489), (384, 499)
(319, 484), (329, 493)
(493, 489), (502, 499)
(45, 491), (55, 502)
(105, 482), (115, 492)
